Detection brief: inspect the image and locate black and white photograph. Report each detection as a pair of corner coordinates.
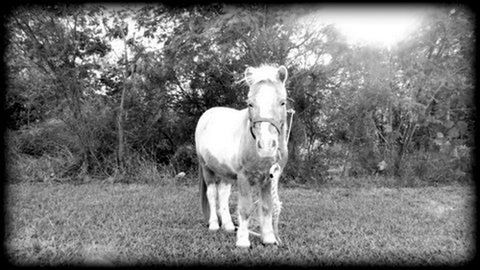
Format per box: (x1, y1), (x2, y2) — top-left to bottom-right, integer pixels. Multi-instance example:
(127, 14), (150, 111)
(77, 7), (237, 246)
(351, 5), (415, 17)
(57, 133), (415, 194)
(3, 2), (475, 266)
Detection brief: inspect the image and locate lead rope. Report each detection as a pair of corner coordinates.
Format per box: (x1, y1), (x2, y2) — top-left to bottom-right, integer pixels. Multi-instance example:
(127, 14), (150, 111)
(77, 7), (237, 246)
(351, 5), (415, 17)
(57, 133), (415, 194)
(286, 108), (295, 143)
(270, 163), (282, 245)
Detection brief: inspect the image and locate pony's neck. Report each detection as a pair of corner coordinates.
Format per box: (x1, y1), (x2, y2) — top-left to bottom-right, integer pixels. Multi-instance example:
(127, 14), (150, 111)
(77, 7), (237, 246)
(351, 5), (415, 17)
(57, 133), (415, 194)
(243, 109), (257, 148)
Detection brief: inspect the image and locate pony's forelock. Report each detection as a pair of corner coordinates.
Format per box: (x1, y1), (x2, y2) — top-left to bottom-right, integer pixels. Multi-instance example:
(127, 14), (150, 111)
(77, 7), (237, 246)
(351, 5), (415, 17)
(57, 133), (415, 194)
(245, 64), (280, 85)
(234, 76), (248, 86)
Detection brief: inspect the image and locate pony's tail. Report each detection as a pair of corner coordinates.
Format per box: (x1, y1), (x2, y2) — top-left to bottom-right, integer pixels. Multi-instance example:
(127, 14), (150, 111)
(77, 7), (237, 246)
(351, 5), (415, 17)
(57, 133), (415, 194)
(199, 163), (210, 221)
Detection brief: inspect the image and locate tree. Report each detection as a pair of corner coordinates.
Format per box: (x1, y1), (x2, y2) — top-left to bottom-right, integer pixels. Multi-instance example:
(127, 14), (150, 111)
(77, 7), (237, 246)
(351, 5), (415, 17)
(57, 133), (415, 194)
(322, 5), (474, 177)
(7, 5), (111, 177)
(6, 4), (474, 184)
(389, 6), (475, 175)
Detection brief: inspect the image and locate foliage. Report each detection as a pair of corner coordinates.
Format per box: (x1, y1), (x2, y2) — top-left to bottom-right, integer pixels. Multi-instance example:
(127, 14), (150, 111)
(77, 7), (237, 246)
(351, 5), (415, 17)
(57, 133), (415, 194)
(291, 150), (331, 185)
(402, 149), (473, 186)
(5, 4), (474, 185)
(171, 144), (197, 174)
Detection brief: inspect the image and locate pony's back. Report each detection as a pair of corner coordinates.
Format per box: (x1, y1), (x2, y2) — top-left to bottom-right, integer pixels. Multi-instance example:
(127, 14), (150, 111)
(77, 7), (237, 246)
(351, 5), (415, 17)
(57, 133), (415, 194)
(195, 107), (248, 165)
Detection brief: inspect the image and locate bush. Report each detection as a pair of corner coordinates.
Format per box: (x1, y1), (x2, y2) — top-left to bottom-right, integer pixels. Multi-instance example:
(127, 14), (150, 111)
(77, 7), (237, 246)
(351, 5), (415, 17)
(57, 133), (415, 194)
(7, 133), (76, 183)
(120, 152), (176, 184)
(13, 119), (80, 157)
(346, 142), (384, 177)
(171, 144), (197, 174)
(284, 149), (330, 186)
(401, 149), (473, 186)
(10, 113), (116, 179)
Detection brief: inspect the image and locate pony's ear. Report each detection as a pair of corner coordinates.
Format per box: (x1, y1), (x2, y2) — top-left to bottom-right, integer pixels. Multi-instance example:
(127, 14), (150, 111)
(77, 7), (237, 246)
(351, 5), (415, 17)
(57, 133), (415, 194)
(244, 67), (255, 86)
(278, 66), (288, 84)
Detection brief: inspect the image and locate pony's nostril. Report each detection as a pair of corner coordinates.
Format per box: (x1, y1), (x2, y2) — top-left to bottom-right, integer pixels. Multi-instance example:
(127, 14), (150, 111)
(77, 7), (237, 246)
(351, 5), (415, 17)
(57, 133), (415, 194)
(271, 140), (277, 148)
(257, 140), (263, 149)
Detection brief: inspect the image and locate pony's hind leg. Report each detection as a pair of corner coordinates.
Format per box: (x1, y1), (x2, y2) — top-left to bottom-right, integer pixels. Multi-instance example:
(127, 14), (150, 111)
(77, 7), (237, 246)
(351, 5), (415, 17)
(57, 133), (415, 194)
(201, 165), (220, 231)
(206, 183), (220, 230)
(218, 182), (235, 232)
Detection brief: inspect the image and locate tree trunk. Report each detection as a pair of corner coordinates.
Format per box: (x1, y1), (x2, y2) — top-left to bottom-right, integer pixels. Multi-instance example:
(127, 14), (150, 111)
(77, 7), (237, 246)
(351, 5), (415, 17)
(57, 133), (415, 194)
(393, 121), (417, 177)
(116, 25), (129, 175)
(65, 77), (92, 177)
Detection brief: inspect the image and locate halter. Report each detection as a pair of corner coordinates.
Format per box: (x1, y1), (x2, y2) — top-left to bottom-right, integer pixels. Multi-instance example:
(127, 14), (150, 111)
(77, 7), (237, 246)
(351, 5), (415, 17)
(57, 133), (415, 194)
(248, 116), (283, 140)
(248, 108), (295, 143)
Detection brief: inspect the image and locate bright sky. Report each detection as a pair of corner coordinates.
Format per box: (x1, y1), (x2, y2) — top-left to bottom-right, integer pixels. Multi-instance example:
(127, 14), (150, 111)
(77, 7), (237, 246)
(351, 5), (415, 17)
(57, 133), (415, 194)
(311, 6), (426, 48)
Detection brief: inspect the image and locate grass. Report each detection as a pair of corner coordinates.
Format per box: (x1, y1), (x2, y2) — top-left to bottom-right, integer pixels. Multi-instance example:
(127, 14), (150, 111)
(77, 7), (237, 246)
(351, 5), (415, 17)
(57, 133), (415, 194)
(5, 181), (475, 266)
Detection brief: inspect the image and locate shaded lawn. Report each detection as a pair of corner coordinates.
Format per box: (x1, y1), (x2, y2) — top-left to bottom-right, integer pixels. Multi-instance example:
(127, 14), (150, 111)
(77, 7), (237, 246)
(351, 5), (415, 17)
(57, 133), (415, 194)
(5, 182), (475, 266)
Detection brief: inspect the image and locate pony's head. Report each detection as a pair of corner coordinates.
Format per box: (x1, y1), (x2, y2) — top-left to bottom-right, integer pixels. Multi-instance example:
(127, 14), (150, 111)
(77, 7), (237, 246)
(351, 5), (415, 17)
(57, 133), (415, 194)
(244, 65), (288, 158)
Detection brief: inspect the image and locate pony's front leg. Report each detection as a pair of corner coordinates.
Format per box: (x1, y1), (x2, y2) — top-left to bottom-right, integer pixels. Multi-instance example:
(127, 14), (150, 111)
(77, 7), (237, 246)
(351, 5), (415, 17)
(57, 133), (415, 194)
(260, 181), (276, 244)
(236, 174), (253, 248)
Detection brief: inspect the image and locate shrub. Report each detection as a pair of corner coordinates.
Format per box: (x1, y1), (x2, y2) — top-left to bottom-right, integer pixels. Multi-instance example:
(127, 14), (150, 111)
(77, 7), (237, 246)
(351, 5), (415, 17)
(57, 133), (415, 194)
(171, 144), (197, 174)
(284, 149), (330, 186)
(121, 152), (176, 184)
(401, 149), (473, 186)
(10, 114), (116, 179)
(14, 120), (80, 157)
(7, 142), (76, 183)
(347, 142), (384, 177)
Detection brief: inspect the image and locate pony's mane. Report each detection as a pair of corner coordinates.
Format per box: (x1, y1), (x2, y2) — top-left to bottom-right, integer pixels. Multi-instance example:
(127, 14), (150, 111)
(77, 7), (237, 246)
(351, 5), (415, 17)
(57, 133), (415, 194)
(236, 64), (280, 85)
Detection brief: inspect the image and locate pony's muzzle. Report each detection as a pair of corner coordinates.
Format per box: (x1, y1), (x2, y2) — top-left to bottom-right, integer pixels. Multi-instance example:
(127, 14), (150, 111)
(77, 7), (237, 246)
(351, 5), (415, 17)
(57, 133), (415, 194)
(257, 139), (276, 149)
(256, 137), (278, 157)
(252, 121), (280, 157)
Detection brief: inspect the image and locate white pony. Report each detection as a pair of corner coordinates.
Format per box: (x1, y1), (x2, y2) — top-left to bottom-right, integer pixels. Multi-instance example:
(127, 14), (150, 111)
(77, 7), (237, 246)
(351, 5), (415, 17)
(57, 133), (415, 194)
(195, 64), (289, 247)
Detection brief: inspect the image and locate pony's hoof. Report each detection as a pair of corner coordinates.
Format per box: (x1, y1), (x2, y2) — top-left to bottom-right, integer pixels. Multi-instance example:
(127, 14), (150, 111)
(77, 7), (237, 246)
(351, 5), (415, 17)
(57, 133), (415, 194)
(236, 238), (251, 248)
(209, 222), (220, 231)
(262, 233), (277, 245)
(223, 222), (235, 232)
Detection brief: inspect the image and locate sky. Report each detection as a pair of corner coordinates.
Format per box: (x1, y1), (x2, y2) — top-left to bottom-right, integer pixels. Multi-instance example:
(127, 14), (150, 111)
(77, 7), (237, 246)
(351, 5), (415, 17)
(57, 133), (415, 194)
(310, 5), (427, 48)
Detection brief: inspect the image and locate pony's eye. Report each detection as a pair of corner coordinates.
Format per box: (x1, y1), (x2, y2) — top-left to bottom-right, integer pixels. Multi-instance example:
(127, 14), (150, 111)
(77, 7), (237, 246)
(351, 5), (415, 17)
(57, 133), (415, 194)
(280, 101), (286, 106)
(248, 103), (253, 108)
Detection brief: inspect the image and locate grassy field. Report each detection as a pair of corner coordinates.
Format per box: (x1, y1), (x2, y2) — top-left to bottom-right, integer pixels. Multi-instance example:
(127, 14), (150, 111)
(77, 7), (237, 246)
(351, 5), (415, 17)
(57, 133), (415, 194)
(5, 181), (475, 266)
